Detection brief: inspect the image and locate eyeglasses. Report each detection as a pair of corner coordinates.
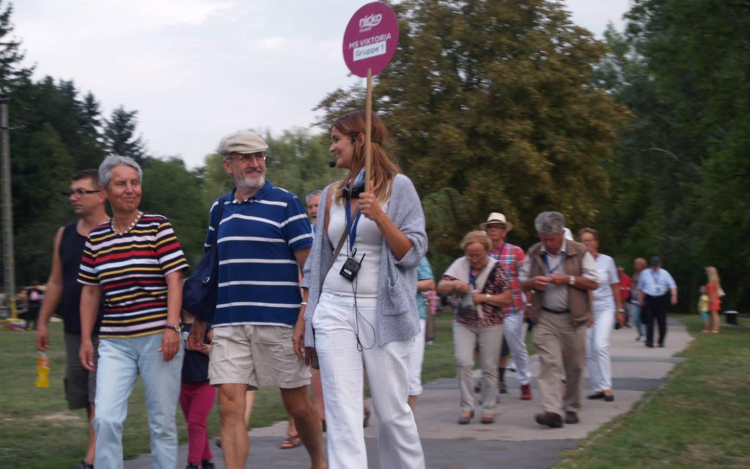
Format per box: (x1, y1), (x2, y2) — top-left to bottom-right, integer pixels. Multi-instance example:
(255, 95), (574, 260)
(466, 253), (487, 259)
(228, 152), (266, 163)
(66, 189), (99, 198)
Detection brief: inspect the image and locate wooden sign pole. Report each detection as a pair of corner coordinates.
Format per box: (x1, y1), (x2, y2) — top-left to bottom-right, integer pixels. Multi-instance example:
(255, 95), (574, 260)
(364, 67), (373, 193)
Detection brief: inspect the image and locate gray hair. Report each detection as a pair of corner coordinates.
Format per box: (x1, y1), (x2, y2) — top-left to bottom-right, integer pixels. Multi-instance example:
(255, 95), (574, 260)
(534, 211), (566, 235)
(305, 190), (323, 204)
(99, 154), (143, 188)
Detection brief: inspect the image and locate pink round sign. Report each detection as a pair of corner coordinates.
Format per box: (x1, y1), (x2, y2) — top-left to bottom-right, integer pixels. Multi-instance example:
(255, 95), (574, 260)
(342, 2), (399, 78)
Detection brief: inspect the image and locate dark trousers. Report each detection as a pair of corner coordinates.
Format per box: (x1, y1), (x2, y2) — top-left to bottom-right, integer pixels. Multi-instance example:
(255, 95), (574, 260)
(25, 303), (40, 330)
(643, 293), (669, 346)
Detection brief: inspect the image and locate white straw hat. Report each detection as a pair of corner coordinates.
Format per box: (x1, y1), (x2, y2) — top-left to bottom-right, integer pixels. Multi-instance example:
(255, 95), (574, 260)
(480, 212), (513, 232)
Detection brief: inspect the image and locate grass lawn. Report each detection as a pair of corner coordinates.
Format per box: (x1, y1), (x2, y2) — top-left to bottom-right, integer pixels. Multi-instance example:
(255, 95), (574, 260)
(0, 322), (289, 469)
(0, 313), (465, 468)
(556, 315), (750, 469)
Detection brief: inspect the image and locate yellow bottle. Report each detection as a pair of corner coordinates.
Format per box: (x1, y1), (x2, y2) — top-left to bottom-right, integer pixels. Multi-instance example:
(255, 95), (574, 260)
(36, 352), (50, 388)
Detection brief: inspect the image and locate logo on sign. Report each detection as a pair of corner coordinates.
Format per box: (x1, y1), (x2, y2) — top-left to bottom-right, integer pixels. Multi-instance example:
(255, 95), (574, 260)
(359, 13), (382, 32)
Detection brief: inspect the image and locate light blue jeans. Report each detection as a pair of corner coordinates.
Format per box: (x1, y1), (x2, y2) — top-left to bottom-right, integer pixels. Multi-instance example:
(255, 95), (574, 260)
(630, 302), (646, 337)
(94, 333), (184, 469)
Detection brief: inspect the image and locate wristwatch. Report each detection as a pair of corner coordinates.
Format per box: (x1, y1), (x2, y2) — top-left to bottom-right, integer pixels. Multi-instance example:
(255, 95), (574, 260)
(569, 275), (575, 286)
(165, 324), (183, 333)
(486, 293), (491, 301)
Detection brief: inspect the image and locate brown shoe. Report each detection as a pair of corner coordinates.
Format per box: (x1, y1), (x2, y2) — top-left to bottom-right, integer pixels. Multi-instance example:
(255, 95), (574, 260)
(458, 410), (475, 425)
(565, 411), (579, 424)
(535, 411), (563, 428)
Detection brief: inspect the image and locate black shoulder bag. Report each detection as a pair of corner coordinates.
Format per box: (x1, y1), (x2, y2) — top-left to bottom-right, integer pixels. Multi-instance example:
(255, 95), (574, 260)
(182, 198), (226, 322)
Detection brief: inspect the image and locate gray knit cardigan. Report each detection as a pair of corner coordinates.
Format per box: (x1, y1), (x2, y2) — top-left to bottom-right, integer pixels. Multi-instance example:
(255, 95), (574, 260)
(302, 174), (427, 347)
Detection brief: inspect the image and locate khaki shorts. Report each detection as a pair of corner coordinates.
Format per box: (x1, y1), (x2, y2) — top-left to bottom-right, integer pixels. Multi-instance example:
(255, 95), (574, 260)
(209, 324), (310, 390)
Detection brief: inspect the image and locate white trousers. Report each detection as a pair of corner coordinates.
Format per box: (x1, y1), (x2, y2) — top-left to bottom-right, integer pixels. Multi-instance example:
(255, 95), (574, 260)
(503, 313), (532, 385)
(312, 292), (425, 469)
(407, 319), (427, 396)
(586, 308), (615, 392)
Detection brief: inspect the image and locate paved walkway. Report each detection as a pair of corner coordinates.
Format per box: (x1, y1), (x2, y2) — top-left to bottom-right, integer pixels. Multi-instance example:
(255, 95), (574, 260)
(126, 318), (692, 468)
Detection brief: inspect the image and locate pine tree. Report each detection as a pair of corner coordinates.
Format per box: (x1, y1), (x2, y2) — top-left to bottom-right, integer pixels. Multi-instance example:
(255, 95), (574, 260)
(104, 106), (147, 166)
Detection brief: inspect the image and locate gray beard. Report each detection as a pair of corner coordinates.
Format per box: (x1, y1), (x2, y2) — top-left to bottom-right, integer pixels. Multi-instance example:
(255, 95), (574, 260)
(234, 171), (265, 190)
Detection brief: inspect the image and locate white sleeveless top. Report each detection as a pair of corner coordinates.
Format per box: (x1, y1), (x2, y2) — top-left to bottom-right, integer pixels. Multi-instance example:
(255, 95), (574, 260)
(322, 198), (387, 297)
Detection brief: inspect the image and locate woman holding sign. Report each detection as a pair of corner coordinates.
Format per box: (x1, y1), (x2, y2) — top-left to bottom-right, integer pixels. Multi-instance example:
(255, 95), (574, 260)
(295, 111), (426, 468)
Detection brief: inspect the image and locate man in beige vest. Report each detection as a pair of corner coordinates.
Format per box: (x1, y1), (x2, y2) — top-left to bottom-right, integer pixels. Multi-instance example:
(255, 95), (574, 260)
(520, 212), (599, 428)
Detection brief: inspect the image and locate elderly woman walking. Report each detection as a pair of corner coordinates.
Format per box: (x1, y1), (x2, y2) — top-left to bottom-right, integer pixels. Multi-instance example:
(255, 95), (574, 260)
(78, 155), (189, 469)
(437, 231), (512, 425)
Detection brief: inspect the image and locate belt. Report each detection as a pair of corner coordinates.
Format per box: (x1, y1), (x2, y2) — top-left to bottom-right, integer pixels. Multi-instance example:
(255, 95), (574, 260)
(542, 307), (570, 314)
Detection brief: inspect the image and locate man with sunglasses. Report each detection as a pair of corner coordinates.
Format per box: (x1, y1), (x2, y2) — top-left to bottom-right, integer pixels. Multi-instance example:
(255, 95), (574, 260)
(36, 169), (108, 469)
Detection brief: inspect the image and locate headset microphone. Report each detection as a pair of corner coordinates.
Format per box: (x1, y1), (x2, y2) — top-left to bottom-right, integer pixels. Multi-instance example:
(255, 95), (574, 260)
(328, 161), (337, 168)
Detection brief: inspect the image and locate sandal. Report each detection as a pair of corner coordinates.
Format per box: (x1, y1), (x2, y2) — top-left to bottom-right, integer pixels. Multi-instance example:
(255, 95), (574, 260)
(279, 433), (302, 450)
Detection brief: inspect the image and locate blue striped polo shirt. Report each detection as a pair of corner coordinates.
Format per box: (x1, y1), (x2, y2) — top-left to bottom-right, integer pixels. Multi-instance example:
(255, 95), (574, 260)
(206, 181), (313, 328)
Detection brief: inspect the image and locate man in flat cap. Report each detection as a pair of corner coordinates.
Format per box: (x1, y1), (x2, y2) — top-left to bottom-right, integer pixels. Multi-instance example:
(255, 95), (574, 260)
(189, 130), (325, 469)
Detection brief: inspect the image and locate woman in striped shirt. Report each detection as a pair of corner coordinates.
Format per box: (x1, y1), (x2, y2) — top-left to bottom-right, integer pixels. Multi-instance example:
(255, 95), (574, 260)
(78, 154), (189, 469)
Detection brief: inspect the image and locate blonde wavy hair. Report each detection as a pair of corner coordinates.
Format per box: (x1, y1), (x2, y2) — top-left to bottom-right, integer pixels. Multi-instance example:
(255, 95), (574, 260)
(705, 266), (722, 289)
(331, 111), (400, 204)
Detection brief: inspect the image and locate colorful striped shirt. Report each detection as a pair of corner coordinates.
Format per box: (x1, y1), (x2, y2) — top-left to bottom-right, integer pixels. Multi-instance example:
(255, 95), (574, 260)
(77, 214), (189, 339)
(489, 242), (526, 316)
(206, 181), (313, 328)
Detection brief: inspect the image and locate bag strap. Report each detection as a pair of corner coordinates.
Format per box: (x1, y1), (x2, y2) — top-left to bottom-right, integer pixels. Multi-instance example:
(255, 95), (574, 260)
(213, 196), (227, 248)
(324, 186), (348, 273)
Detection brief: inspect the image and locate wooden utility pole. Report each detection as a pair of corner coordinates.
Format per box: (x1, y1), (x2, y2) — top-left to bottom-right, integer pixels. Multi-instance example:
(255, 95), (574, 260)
(1, 97), (16, 318)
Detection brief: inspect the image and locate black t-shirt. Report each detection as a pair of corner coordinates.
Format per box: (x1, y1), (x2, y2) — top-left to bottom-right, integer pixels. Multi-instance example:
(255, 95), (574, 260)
(60, 222), (104, 334)
(181, 322), (211, 383)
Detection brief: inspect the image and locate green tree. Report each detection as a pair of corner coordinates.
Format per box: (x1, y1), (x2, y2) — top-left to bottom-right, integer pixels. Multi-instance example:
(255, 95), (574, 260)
(141, 157), (208, 270)
(595, 0), (750, 309)
(104, 106), (147, 166)
(0, 0), (28, 92)
(316, 0), (628, 267)
(13, 124), (76, 282)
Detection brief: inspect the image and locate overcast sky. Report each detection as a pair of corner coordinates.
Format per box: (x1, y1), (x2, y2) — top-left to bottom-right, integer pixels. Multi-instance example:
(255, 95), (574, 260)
(13, 0), (631, 168)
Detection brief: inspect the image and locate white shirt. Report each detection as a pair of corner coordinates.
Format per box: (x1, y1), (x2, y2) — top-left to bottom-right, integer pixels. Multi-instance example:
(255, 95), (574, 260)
(322, 199), (386, 297)
(637, 267), (677, 297)
(591, 253), (618, 312)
